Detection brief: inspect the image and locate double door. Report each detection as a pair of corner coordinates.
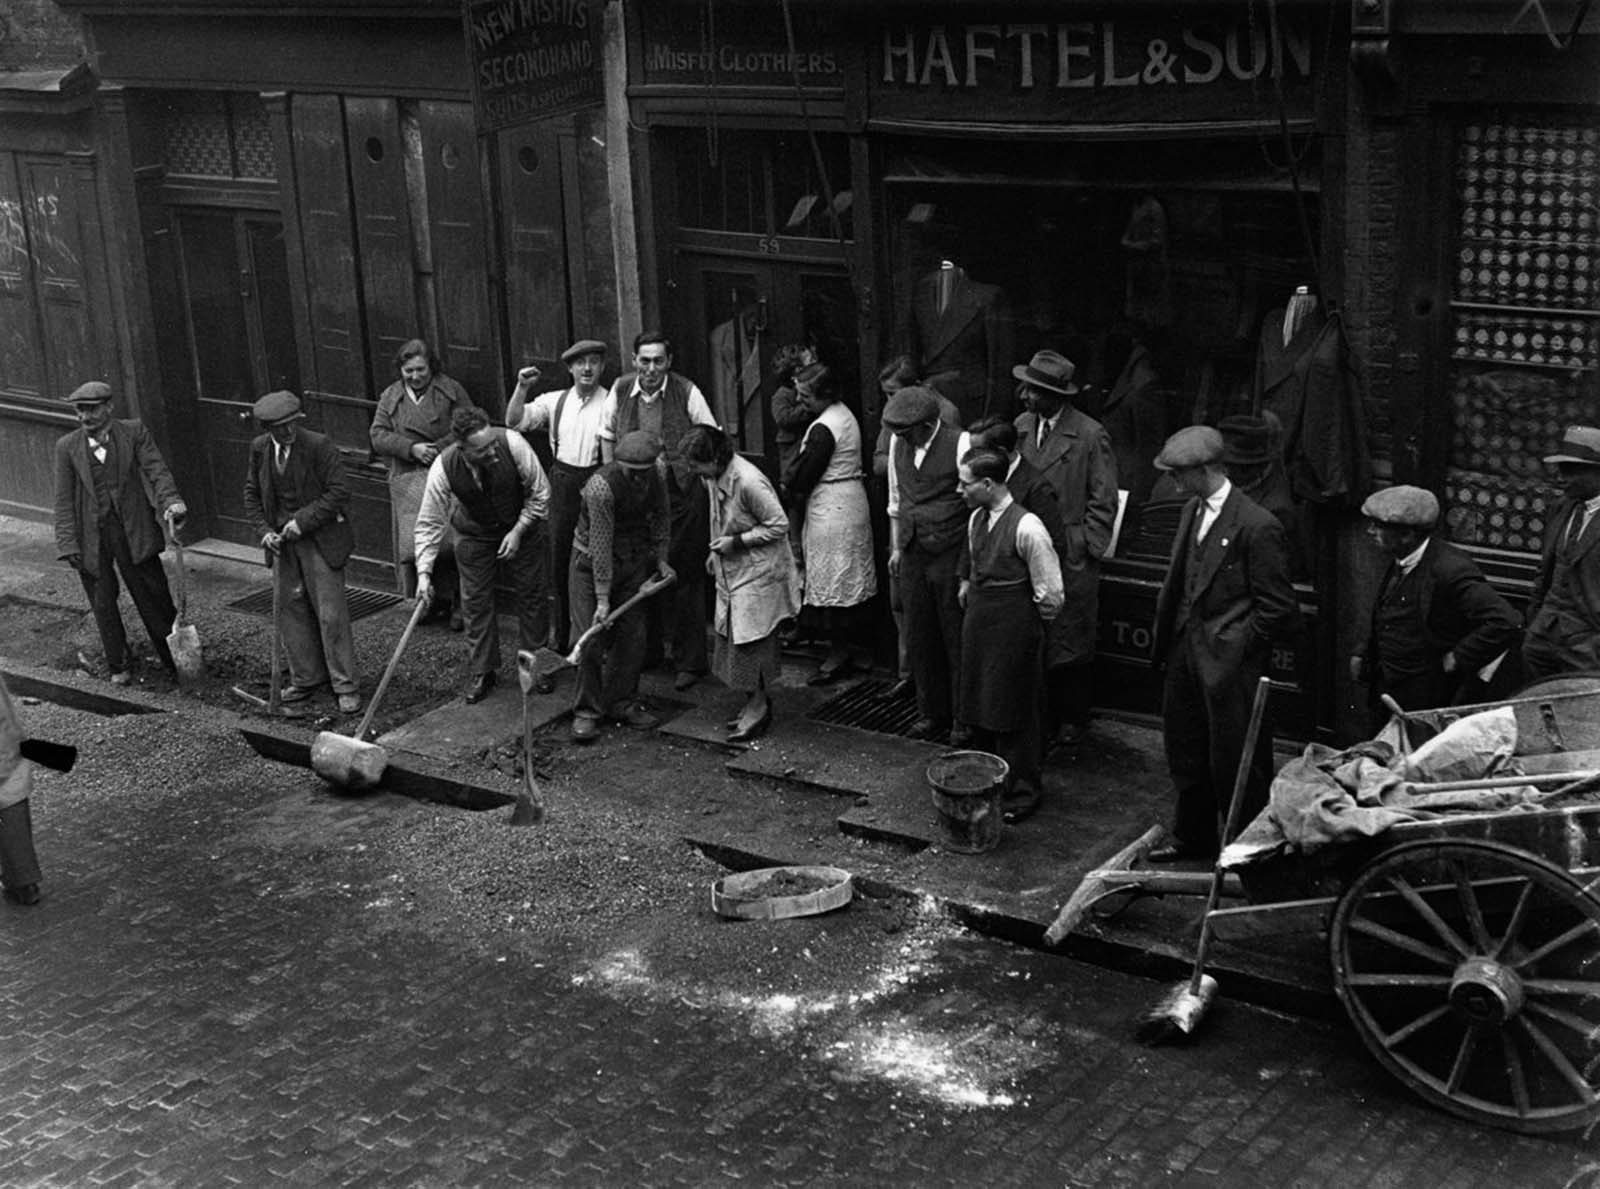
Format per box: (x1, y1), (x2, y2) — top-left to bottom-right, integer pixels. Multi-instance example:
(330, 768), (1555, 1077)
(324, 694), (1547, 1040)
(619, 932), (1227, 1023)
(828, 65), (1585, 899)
(674, 252), (858, 480)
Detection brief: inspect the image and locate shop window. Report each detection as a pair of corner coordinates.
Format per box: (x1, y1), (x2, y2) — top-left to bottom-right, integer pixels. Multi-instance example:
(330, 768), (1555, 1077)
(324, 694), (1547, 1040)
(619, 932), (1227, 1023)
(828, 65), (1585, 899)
(1445, 113), (1600, 555)
(666, 128), (852, 240)
(158, 92), (277, 181)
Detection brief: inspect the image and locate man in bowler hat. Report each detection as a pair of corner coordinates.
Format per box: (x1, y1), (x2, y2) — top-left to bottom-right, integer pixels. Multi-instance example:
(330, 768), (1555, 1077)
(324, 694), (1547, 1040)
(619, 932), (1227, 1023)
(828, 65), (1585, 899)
(1148, 426), (1298, 862)
(243, 391), (361, 714)
(1525, 425), (1600, 682)
(52, 380), (188, 684)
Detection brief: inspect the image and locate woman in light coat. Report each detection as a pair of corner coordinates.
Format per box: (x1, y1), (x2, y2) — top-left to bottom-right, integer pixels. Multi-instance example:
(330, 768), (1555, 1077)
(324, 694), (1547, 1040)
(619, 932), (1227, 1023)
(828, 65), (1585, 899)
(680, 426), (800, 743)
(0, 674), (42, 906)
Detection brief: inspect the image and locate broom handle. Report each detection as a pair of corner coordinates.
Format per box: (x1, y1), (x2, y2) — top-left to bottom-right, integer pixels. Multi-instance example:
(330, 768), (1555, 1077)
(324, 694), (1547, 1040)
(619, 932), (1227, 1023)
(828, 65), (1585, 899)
(1189, 675), (1272, 995)
(354, 597), (429, 740)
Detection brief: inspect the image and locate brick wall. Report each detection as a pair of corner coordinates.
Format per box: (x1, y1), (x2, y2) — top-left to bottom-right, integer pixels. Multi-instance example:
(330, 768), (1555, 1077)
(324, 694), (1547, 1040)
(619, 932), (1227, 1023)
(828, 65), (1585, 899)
(0, 0), (86, 72)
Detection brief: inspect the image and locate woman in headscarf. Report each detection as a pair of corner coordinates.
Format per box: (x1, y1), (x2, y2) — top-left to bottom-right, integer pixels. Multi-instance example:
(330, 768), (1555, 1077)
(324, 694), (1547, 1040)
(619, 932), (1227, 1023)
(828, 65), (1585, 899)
(369, 338), (478, 626)
(680, 425), (799, 743)
(786, 364), (878, 684)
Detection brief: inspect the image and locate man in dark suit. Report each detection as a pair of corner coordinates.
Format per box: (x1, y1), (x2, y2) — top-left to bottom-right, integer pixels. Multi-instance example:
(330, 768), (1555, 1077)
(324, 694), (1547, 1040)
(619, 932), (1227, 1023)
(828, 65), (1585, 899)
(243, 390), (361, 715)
(1524, 425), (1600, 683)
(1148, 426), (1299, 862)
(907, 260), (1013, 425)
(1351, 485), (1520, 722)
(52, 380), (188, 684)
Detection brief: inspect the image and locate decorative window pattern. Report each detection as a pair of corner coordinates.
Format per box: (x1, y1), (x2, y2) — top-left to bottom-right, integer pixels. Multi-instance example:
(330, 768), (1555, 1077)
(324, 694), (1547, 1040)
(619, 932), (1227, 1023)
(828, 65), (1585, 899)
(159, 92), (277, 181)
(1445, 112), (1600, 554)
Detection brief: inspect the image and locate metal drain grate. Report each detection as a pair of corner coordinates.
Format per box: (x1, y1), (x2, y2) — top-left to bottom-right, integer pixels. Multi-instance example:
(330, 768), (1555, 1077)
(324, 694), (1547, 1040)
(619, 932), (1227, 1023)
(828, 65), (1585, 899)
(807, 677), (923, 738)
(225, 586), (405, 622)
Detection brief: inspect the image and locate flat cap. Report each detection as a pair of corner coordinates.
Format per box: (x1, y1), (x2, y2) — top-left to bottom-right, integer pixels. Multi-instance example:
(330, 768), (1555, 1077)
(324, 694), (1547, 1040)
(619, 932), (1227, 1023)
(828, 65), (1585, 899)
(880, 385), (940, 430)
(561, 339), (607, 364)
(66, 380), (113, 406)
(1153, 425), (1224, 471)
(252, 390), (304, 424)
(614, 430), (662, 468)
(1361, 485), (1440, 528)
(1544, 425), (1600, 468)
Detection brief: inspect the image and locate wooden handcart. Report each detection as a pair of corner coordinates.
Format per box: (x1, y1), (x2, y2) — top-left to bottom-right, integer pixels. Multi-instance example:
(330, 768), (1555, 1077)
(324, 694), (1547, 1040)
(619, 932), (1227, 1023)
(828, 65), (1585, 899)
(1054, 678), (1600, 1134)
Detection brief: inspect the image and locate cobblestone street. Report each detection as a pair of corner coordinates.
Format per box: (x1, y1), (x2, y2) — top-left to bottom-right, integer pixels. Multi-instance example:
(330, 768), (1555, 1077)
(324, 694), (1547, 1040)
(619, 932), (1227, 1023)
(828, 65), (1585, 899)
(2, 700), (1597, 1187)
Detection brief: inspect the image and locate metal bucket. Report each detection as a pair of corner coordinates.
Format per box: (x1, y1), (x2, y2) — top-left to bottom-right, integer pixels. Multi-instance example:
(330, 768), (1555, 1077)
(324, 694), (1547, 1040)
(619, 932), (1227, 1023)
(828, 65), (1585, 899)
(926, 750), (1008, 854)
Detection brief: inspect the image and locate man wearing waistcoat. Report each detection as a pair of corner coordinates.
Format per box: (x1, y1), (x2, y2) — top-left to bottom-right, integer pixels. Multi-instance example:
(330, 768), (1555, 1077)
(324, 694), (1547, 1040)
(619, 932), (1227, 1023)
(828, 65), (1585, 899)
(1351, 485), (1520, 725)
(599, 332), (719, 691)
(957, 448), (1064, 822)
(1524, 425), (1600, 683)
(1148, 426), (1299, 863)
(885, 386), (971, 742)
(416, 406), (552, 704)
(53, 381), (188, 685)
(569, 431), (675, 743)
(243, 390), (361, 715)
(506, 339), (610, 654)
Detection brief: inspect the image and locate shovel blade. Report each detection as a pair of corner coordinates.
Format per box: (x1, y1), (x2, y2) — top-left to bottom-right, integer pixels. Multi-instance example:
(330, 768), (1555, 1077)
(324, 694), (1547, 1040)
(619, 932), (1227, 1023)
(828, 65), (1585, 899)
(168, 622), (205, 683)
(310, 730), (387, 790)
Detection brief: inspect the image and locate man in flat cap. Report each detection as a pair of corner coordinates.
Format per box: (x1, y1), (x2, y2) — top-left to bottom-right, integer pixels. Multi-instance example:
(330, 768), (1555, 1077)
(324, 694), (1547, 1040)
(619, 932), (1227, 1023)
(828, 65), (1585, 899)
(243, 391), (361, 714)
(885, 385), (971, 741)
(599, 331), (719, 691)
(1148, 425), (1298, 863)
(1014, 350), (1119, 748)
(1351, 485), (1520, 723)
(416, 406), (551, 704)
(52, 380), (188, 685)
(506, 339), (610, 653)
(1525, 425), (1600, 681)
(568, 430), (675, 743)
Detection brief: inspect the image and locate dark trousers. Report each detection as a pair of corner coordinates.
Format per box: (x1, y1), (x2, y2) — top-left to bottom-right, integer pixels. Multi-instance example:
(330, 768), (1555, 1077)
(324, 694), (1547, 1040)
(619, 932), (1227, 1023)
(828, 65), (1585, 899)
(658, 474), (709, 675)
(1161, 635), (1274, 853)
(547, 463), (597, 652)
(456, 525), (548, 678)
(570, 552), (649, 717)
(0, 799), (41, 891)
(79, 510), (177, 675)
(1044, 660), (1094, 736)
(901, 543), (963, 725)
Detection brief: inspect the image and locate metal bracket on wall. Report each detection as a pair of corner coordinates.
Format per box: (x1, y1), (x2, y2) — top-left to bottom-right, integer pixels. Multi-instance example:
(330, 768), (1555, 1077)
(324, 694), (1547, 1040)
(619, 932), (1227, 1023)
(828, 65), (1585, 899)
(1350, 0), (1398, 96)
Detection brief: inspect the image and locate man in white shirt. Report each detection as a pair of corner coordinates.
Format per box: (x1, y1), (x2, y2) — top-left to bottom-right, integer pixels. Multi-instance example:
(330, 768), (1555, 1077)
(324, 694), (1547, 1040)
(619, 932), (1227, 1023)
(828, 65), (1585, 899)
(416, 406), (551, 704)
(506, 339), (610, 652)
(598, 332), (719, 689)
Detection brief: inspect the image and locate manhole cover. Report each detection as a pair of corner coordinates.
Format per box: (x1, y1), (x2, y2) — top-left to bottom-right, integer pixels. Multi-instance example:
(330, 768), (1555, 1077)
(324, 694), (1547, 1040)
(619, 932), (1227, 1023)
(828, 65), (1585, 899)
(226, 586), (404, 622)
(807, 678), (922, 738)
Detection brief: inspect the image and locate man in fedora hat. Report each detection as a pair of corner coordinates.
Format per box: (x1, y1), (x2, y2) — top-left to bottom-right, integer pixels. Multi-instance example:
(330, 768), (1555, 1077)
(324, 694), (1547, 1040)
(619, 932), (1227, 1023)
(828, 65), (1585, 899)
(506, 339), (611, 652)
(569, 430), (675, 743)
(52, 380), (188, 685)
(1014, 350), (1119, 748)
(885, 385), (971, 741)
(1525, 425), (1600, 681)
(1351, 485), (1520, 723)
(243, 391), (361, 714)
(1148, 425), (1298, 863)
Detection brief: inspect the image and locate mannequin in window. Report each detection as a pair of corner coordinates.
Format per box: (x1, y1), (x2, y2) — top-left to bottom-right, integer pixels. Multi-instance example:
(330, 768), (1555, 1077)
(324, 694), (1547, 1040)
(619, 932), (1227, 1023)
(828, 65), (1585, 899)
(907, 257), (1013, 425)
(1120, 195), (1173, 329)
(710, 291), (765, 454)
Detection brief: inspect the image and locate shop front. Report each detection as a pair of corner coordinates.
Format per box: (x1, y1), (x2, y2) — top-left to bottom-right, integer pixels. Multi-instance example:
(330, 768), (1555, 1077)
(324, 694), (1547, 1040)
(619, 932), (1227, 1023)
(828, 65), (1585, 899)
(629, 2), (1345, 735)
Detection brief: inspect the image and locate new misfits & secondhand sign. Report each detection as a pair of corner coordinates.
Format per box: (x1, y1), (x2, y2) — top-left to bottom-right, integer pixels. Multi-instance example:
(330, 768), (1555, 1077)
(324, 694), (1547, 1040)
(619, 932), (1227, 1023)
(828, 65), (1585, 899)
(465, 0), (602, 132)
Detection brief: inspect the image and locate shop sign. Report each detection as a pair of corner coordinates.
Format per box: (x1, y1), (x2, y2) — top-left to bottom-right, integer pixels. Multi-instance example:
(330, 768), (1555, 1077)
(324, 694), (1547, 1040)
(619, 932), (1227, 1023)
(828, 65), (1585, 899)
(638, 4), (844, 88)
(464, 0), (603, 132)
(873, 11), (1319, 125)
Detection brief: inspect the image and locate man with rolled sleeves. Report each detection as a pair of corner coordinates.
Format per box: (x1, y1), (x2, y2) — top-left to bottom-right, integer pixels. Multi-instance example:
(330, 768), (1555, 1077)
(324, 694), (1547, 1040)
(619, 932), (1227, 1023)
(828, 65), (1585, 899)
(415, 406), (551, 704)
(1148, 426), (1299, 863)
(568, 431), (675, 744)
(243, 391), (361, 715)
(1524, 426), (1600, 682)
(52, 380), (188, 684)
(505, 339), (609, 653)
(1351, 484), (1520, 722)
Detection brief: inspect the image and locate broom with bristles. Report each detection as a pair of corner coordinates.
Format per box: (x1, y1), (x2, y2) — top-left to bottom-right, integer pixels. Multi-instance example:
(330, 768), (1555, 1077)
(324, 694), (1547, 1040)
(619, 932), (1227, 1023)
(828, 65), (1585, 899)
(1135, 675), (1272, 1045)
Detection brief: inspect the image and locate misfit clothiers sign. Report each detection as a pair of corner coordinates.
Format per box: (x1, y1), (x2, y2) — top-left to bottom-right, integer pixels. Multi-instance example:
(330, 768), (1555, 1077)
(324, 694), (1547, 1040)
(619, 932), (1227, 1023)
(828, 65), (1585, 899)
(464, 0), (602, 132)
(872, 11), (1320, 126)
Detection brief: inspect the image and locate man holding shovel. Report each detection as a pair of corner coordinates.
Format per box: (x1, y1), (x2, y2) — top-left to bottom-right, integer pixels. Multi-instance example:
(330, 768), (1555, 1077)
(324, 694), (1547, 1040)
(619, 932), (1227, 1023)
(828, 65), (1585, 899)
(52, 381), (188, 685)
(415, 406), (551, 704)
(243, 390), (362, 715)
(568, 431), (675, 742)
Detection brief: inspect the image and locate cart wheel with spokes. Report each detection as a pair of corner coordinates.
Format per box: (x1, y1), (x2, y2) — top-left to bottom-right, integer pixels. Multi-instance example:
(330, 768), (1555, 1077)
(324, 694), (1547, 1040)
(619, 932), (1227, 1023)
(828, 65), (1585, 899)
(1330, 838), (1600, 1134)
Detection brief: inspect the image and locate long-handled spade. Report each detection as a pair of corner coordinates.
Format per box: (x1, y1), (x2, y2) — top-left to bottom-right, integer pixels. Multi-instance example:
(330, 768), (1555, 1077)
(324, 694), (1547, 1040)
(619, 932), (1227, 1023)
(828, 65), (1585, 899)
(163, 514), (204, 685)
(509, 649), (547, 826)
(230, 552), (302, 719)
(1135, 675), (1272, 1045)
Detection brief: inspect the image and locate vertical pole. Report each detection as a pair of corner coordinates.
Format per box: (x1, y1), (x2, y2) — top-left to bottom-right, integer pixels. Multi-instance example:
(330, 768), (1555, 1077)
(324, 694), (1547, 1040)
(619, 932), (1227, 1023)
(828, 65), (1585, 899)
(602, 0), (641, 352)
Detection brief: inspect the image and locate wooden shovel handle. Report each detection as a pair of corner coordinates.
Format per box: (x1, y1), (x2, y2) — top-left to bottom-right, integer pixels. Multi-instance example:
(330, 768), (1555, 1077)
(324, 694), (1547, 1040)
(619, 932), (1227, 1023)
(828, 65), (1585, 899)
(354, 597), (429, 740)
(565, 572), (676, 666)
